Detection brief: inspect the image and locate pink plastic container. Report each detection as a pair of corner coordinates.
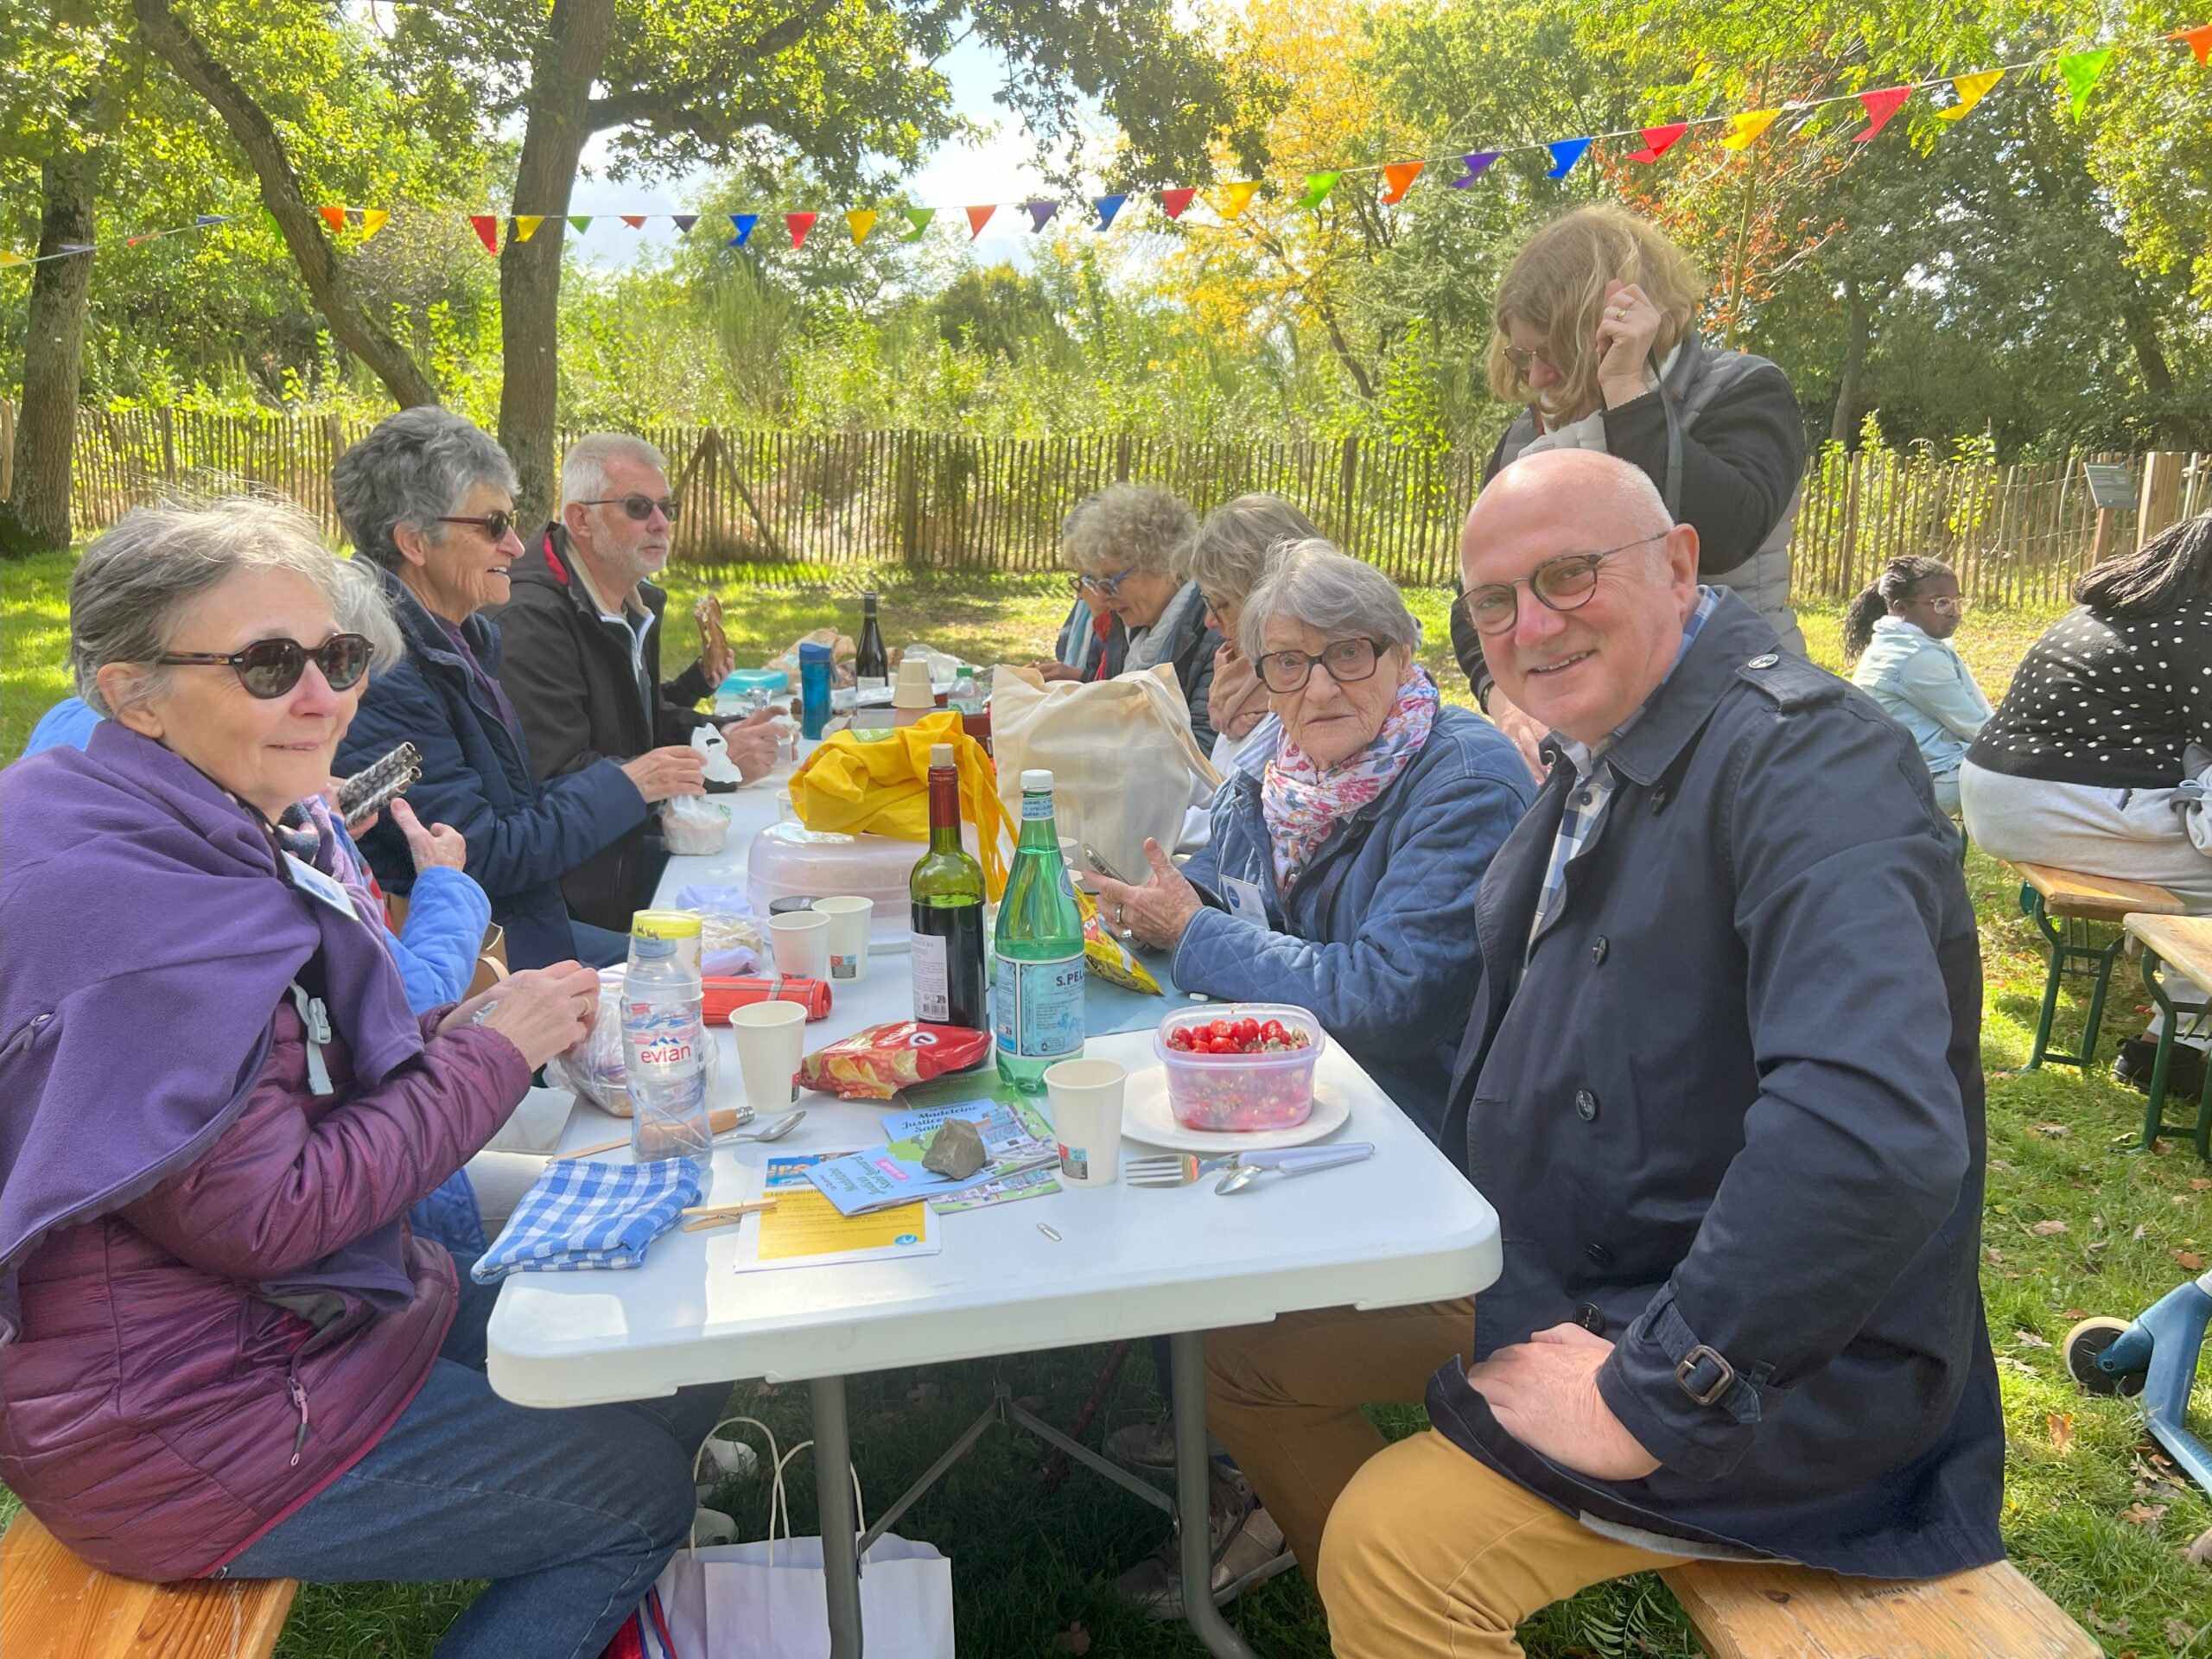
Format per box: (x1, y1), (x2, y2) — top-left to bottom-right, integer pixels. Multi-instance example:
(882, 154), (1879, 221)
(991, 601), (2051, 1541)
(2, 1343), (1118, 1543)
(1153, 1003), (1326, 1133)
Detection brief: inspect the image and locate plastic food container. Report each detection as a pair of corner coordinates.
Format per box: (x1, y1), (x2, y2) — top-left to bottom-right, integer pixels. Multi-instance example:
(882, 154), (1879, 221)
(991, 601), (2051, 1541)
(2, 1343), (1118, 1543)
(1153, 1004), (1326, 1133)
(747, 823), (925, 950)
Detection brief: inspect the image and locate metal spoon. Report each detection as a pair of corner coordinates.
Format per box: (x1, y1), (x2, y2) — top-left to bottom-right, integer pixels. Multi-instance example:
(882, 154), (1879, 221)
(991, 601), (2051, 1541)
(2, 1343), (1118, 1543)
(732, 1109), (806, 1142)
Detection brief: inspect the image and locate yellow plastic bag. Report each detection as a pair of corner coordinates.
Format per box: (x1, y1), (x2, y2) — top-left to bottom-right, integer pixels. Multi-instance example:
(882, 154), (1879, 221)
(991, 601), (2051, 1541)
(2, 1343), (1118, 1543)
(791, 712), (1014, 898)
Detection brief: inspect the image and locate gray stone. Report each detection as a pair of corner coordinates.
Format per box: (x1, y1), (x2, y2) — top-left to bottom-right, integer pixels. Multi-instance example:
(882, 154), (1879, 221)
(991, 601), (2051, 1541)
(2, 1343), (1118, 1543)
(921, 1116), (988, 1180)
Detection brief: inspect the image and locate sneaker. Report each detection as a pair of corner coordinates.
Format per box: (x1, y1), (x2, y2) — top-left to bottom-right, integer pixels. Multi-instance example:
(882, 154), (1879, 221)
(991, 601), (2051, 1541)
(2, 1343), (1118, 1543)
(2115, 1036), (2207, 1096)
(1113, 1467), (1294, 1621)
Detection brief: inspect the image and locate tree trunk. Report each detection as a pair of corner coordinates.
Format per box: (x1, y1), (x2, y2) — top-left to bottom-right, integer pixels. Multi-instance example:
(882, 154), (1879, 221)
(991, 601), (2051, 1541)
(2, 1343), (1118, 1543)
(496, 0), (615, 526)
(131, 0), (440, 411)
(2119, 292), (2203, 451)
(1829, 274), (1867, 449)
(0, 143), (102, 557)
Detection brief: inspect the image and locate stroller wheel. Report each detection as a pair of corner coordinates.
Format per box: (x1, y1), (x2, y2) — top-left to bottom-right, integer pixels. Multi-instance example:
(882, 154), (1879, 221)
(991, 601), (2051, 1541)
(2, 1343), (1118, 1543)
(2063, 1317), (2148, 1398)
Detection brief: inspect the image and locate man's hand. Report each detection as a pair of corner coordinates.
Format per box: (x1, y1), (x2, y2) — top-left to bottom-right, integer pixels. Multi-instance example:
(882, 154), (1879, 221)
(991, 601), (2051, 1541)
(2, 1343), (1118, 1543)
(390, 798), (467, 873)
(621, 746), (707, 803)
(1089, 837), (1205, 951)
(1033, 660), (1084, 683)
(718, 709), (784, 783)
(1465, 1324), (1661, 1481)
(1482, 686), (1551, 783)
(699, 637), (736, 689)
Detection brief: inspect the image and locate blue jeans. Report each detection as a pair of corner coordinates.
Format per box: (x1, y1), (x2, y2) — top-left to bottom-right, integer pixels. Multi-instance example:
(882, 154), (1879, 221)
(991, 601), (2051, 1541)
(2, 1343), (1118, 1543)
(571, 920), (632, 969)
(226, 1259), (729, 1659)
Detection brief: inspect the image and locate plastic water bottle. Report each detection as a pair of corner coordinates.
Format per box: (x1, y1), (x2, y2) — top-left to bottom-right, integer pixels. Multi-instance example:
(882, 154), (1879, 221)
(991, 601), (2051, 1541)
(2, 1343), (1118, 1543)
(993, 769), (1086, 1093)
(623, 934), (712, 1162)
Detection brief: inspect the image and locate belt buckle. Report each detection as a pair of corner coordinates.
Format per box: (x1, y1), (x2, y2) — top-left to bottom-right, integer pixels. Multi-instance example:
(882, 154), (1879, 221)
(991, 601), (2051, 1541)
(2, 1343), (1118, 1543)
(1675, 1344), (1736, 1407)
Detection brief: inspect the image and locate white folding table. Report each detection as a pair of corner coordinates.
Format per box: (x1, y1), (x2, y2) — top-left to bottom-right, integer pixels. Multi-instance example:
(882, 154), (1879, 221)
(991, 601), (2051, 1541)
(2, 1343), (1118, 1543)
(486, 761), (1502, 1656)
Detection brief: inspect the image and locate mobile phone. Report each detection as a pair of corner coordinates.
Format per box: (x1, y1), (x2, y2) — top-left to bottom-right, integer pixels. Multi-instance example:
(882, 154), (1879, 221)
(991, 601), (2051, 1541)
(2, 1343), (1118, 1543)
(337, 742), (422, 830)
(1080, 842), (1128, 885)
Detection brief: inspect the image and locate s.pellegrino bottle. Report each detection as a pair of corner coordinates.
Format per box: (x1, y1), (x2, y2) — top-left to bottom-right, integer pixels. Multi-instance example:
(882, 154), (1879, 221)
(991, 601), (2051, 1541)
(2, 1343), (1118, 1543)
(855, 591), (889, 692)
(622, 932), (711, 1163)
(993, 769), (1085, 1093)
(910, 742), (988, 1030)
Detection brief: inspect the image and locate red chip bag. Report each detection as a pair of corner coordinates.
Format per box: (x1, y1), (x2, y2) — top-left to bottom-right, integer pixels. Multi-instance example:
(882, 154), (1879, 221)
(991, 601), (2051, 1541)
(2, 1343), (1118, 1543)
(797, 1020), (993, 1100)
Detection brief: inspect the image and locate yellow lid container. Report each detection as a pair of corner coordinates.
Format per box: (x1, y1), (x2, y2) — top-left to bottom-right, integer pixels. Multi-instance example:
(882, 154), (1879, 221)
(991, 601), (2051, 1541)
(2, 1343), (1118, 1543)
(630, 909), (702, 941)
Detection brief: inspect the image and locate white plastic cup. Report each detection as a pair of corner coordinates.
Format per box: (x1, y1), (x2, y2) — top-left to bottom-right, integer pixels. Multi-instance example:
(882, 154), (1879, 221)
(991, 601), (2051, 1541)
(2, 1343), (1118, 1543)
(811, 895), (874, 982)
(768, 909), (832, 980)
(728, 1001), (807, 1113)
(1044, 1058), (1128, 1187)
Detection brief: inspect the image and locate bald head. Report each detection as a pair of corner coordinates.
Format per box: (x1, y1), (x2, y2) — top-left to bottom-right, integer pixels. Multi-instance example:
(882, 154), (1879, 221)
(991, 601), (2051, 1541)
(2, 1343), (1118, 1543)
(1458, 449), (1701, 747)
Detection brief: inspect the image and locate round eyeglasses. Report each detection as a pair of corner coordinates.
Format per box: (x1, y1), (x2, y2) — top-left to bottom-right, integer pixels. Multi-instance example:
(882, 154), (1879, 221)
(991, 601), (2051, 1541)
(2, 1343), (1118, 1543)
(1459, 533), (1666, 636)
(156, 633), (375, 699)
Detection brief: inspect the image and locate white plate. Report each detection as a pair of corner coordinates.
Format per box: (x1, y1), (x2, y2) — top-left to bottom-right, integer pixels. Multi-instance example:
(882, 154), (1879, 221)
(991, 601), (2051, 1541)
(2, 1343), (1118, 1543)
(1120, 1065), (1350, 1153)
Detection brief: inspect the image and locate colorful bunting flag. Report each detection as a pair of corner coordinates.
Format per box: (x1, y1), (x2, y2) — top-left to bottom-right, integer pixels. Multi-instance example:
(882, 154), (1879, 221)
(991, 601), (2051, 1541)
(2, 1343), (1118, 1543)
(785, 213), (816, 249)
(671, 214), (698, 232)
(2058, 47), (2113, 116)
(1545, 137), (1592, 179)
(2177, 23), (2212, 64)
(1093, 194), (1128, 231)
(728, 213), (758, 247)
(1853, 86), (1911, 141)
(902, 207), (936, 240)
(965, 205), (996, 238)
(361, 208), (390, 241)
(318, 206), (347, 232)
(57, 242), (93, 254)
(1720, 109), (1781, 149)
(568, 215), (592, 233)
(1160, 187), (1198, 219)
(194, 213), (227, 226)
(469, 214), (499, 252)
(512, 215), (544, 243)
(1450, 151), (1501, 188)
(1218, 181), (1261, 219)
(620, 214), (647, 228)
(1027, 200), (1058, 232)
(1629, 124), (1688, 162)
(0, 251), (26, 268)
(1298, 172), (1342, 210)
(1380, 162), (1424, 203)
(847, 209), (877, 245)
(1938, 69), (2005, 120)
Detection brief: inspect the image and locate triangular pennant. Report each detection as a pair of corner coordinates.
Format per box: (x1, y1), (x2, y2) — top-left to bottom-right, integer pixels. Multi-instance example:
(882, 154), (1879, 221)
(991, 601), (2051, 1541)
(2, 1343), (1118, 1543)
(965, 204), (996, 238)
(1217, 181), (1261, 219)
(2058, 47), (2113, 117)
(1938, 69), (2005, 121)
(58, 242), (93, 254)
(1160, 187), (1198, 219)
(1380, 162), (1424, 203)
(469, 213), (499, 252)
(1853, 86), (1910, 141)
(2177, 23), (2212, 65)
(1449, 151), (1501, 188)
(1720, 109), (1781, 149)
(847, 209), (877, 245)
(785, 212), (816, 249)
(318, 206), (346, 232)
(1629, 124), (1688, 162)
(512, 215), (544, 242)
(728, 213), (758, 247)
(1298, 171), (1342, 210)
(0, 250), (27, 268)
(620, 213), (648, 228)
(901, 207), (936, 241)
(671, 214), (698, 232)
(1026, 200), (1058, 232)
(194, 213), (228, 226)
(568, 215), (592, 233)
(1544, 137), (1592, 179)
(1092, 194), (1128, 231)
(360, 208), (391, 241)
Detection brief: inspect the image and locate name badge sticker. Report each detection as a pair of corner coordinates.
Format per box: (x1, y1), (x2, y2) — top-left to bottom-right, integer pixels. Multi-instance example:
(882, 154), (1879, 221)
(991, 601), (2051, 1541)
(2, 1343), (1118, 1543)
(1223, 875), (1269, 927)
(283, 851), (363, 922)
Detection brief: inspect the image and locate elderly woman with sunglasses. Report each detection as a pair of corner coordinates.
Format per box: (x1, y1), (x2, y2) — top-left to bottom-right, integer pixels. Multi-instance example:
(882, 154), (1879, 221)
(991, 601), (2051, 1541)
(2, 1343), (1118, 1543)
(0, 498), (729, 1656)
(1091, 540), (1535, 1137)
(335, 407), (702, 970)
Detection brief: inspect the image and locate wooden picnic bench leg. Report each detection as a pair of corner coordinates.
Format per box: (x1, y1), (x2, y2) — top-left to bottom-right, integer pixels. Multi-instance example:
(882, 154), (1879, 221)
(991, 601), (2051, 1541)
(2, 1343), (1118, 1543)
(1172, 1331), (1260, 1659)
(811, 1374), (865, 1658)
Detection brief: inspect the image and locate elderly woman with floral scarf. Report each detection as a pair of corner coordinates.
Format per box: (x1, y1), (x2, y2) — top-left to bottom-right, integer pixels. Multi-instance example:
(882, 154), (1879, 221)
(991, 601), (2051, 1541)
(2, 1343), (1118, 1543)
(1093, 539), (1534, 1137)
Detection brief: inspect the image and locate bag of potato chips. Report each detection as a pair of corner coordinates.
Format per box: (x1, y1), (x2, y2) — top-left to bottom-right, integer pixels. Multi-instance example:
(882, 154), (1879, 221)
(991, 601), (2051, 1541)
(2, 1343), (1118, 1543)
(1070, 882), (1161, 995)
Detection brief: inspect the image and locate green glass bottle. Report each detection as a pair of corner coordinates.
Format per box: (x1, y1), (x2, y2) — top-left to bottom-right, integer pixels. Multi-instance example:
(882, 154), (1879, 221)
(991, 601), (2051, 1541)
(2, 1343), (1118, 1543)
(908, 743), (989, 1030)
(992, 769), (1086, 1093)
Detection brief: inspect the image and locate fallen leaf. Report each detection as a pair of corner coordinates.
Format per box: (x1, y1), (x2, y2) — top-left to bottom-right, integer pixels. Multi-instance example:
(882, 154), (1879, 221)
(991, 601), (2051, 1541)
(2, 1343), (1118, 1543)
(2014, 1329), (2052, 1348)
(2174, 1249), (2206, 1271)
(2031, 1122), (2071, 1137)
(2166, 1619), (2196, 1646)
(2086, 1608), (2132, 1636)
(2134, 1224), (2150, 1241)
(1988, 1157), (2016, 1172)
(2031, 1218), (2068, 1236)
(1986, 1247), (2005, 1265)
(2123, 1501), (2169, 1530)
(1053, 1622), (1092, 1655)
(2046, 1412), (2075, 1452)
(2188, 1178), (2209, 1192)
(2064, 1308), (2090, 1319)
(2187, 1524), (2212, 1566)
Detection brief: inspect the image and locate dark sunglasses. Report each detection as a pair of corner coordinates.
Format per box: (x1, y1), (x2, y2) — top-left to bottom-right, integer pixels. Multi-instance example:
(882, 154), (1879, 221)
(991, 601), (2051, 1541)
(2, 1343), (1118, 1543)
(1503, 341), (1560, 375)
(157, 633), (375, 699)
(437, 510), (518, 542)
(577, 494), (681, 524)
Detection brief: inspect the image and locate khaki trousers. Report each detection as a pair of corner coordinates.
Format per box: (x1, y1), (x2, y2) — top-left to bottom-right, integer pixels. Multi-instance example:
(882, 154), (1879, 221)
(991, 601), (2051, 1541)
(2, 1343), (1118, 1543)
(1205, 1303), (1671, 1656)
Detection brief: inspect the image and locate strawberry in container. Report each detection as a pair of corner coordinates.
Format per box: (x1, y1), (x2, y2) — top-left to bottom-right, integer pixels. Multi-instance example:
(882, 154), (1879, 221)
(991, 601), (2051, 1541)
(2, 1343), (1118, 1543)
(1154, 1003), (1326, 1132)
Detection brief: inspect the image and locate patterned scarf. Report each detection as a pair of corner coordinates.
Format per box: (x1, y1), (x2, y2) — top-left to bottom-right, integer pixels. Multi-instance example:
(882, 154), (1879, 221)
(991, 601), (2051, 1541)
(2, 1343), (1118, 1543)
(1262, 670), (1439, 893)
(277, 796), (391, 938)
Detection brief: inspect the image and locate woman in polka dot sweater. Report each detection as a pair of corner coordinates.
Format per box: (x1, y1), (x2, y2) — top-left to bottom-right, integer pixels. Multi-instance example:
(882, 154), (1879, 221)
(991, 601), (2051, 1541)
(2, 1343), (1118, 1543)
(1961, 511), (2212, 1086)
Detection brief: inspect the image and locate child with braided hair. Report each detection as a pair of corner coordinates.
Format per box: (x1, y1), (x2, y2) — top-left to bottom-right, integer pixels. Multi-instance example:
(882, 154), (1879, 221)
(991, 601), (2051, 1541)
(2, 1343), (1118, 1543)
(1844, 556), (1990, 812)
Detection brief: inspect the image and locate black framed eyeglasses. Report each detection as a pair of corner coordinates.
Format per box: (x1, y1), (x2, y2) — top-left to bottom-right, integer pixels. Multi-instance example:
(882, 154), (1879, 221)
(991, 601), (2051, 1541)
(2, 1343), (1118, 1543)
(1459, 533), (1666, 637)
(157, 633), (375, 699)
(437, 510), (518, 543)
(578, 494), (681, 524)
(1068, 569), (1131, 599)
(1253, 636), (1391, 694)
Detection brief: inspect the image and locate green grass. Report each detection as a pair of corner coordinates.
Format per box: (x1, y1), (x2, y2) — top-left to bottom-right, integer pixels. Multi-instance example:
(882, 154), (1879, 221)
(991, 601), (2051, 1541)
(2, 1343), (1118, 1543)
(3, 554), (2209, 1656)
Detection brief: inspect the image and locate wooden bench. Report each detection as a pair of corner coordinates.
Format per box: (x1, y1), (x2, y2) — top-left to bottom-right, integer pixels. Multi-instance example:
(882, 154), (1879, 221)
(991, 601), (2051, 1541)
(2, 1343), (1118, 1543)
(0, 1507), (296, 1659)
(1662, 1558), (2099, 1658)
(2011, 862), (2183, 1071)
(2120, 911), (2212, 1160)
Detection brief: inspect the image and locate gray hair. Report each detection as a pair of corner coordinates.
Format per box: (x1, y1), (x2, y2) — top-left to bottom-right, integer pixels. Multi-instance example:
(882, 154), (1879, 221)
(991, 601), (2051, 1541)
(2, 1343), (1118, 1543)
(561, 432), (670, 512)
(331, 554), (404, 675)
(1176, 493), (1322, 607)
(1059, 483), (1198, 577)
(1238, 538), (1421, 662)
(333, 405), (518, 570)
(70, 495), (355, 717)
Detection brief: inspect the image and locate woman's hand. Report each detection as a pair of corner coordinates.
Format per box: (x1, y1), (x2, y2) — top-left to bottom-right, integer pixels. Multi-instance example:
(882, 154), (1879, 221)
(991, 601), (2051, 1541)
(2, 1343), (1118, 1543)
(1593, 279), (1662, 410)
(1481, 687), (1551, 783)
(1089, 838), (1205, 951)
(1209, 644), (1270, 743)
(391, 798), (467, 873)
(1033, 660), (1084, 683)
(442, 962), (601, 1069)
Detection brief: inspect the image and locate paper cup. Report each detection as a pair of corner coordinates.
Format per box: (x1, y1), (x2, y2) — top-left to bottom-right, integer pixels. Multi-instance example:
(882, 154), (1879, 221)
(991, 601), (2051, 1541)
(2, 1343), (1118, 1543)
(728, 1001), (807, 1113)
(1044, 1058), (1128, 1187)
(768, 909), (832, 980)
(812, 895), (874, 982)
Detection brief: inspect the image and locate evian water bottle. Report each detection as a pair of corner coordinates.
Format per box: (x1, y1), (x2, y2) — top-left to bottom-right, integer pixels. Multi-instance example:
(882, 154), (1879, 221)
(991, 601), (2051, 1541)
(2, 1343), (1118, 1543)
(623, 933), (712, 1162)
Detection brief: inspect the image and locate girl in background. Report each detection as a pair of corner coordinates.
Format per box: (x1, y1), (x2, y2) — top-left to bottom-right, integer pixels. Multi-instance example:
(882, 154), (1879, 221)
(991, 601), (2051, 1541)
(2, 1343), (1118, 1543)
(1843, 556), (1990, 813)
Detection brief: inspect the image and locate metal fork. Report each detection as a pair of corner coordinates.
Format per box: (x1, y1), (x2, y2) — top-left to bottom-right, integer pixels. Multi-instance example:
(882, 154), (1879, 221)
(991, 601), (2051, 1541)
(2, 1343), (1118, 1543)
(1124, 1143), (1375, 1187)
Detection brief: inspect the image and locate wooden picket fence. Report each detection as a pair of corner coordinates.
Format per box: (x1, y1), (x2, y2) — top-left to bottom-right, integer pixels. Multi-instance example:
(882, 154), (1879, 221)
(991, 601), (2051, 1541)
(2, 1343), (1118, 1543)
(9, 404), (2206, 607)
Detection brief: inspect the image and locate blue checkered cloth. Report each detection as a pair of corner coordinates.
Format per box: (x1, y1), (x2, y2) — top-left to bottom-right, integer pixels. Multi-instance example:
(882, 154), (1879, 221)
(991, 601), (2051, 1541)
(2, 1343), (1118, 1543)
(470, 1156), (705, 1282)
